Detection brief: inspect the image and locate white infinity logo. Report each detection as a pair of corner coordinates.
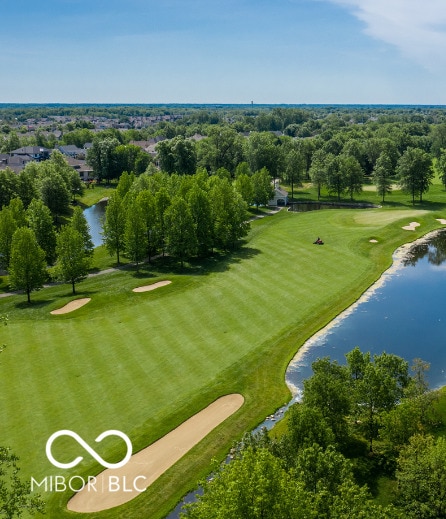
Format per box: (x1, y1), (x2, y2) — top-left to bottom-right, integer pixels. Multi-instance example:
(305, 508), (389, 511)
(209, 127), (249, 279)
(46, 430), (132, 469)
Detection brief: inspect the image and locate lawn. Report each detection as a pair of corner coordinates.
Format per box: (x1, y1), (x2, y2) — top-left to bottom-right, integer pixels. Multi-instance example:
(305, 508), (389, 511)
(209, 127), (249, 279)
(1, 195), (446, 518)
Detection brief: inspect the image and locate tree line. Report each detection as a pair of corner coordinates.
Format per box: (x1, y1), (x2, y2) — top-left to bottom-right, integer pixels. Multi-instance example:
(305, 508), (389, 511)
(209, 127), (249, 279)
(102, 170), (253, 269)
(183, 348), (445, 519)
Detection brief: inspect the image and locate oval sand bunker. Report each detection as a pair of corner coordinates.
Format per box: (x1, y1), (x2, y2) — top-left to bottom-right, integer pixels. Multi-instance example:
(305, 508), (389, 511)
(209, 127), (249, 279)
(50, 298), (91, 315)
(132, 280), (172, 293)
(67, 394), (244, 512)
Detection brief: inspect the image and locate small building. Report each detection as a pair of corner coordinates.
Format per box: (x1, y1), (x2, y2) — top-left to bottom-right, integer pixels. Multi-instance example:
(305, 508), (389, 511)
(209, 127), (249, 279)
(58, 145), (85, 158)
(269, 186), (289, 206)
(10, 146), (50, 161)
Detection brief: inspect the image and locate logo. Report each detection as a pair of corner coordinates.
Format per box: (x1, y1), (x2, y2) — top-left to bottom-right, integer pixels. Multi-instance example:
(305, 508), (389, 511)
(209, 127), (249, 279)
(46, 430), (132, 469)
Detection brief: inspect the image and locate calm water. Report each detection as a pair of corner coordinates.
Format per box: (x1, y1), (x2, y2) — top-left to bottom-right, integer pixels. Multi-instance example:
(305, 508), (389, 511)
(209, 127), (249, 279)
(82, 201), (106, 247)
(286, 230), (446, 398)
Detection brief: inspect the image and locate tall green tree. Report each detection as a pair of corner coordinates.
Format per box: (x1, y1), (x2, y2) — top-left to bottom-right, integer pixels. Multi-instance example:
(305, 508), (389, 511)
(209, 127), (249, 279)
(396, 434), (446, 519)
(38, 167), (71, 221)
(397, 147), (433, 204)
(251, 168), (274, 209)
(372, 152), (394, 202)
(154, 188), (171, 256)
(436, 148), (446, 190)
(303, 357), (351, 443)
(55, 226), (90, 294)
(197, 126), (243, 175)
(0, 207), (19, 270)
(26, 198), (57, 264)
(244, 132), (282, 179)
(102, 193), (126, 265)
(188, 185), (213, 256)
(123, 198), (147, 271)
(210, 178), (249, 250)
(182, 447), (315, 519)
(165, 197), (197, 267)
(157, 136), (197, 175)
(283, 148), (304, 200)
(309, 150), (330, 200)
(136, 190), (157, 261)
(338, 154), (363, 200)
(0, 169), (18, 210)
(86, 137), (120, 182)
(234, 173), (254, 207)
(9, 228), (47, 303)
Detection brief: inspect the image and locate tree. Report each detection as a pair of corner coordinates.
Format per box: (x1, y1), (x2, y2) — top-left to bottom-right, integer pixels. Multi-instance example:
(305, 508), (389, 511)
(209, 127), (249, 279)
(26, 198), (57, 264)
(354, 352), (409, 451)
(234, 173), (254, 207)
(86, 137), (120, 182)
(197, 126), (243, 175)
(0, 169), (18, 210)
(309, 150), (330, 200)
(102, 193), (126, 265)
(69, 170), (84, 203)
(187, 185), (213, 257)
(397, 147), (433, 204)
(0, 447), (45, 518)
(182, 447), (315, 519)
(283, 148), (304, 200)
(123, 198), (147, 271)
(244, 132), (282, 179)
(0, 208), (18, 270)
(276, 404), (335, 470)
(136, 190), (157, 261)
(210, 178), (249, 250)
(71, 206), (94, 258)
(372, 152), (394, 202)
(9, 228), (47, 303)
(38, 167), (70, 221)
(436, 148), (446, 190)
(55, 226), (90, 294)
(338, 154), (363, 200)
(165, 197), (197, 267)
(251, 168), (274, 209)
(157, 136), (197, 175)
(396, 435), (446, 518)
(303, 357), (351, 443)
(154, 188), (171, 256)
(326, 155), (346, 201)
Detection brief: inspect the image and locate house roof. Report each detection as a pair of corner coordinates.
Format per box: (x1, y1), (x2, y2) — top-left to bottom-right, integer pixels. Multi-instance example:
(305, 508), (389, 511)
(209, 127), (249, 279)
(10, 146), (50, 155)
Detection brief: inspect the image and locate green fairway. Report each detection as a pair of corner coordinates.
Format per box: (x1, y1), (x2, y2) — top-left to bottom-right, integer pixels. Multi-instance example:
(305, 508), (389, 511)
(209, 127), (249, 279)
(1, 203), (446, 518)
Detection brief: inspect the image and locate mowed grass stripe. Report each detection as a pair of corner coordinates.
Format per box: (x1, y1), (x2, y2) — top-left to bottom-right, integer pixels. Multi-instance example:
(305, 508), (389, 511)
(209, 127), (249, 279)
(1, 207), (442, 519)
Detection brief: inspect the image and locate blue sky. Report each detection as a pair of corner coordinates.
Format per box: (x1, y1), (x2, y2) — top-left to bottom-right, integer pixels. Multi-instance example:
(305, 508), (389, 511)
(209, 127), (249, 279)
(2, 0), (446, 104)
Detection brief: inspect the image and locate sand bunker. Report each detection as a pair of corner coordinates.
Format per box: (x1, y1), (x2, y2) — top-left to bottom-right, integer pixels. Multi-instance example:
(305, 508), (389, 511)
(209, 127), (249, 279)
(436, 219), (446, 225)
(402, 222), (420, 231)
(50, 298), (91, 315)
(132, 280), (172, 293)
(369, 239), (378, 243)
(67, 394), (244, 513)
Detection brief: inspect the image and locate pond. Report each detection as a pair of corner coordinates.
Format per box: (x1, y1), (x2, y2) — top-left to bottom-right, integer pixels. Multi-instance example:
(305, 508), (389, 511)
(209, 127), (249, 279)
(286, 229), (446, 398)
(82, 200), (106, 248)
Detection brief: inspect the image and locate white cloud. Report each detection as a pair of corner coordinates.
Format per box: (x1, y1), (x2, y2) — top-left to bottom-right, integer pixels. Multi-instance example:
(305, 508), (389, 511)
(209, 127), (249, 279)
(323, 0), (446, 69)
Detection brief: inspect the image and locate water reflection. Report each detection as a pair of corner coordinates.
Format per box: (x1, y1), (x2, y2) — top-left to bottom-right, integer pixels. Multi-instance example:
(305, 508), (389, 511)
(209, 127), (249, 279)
(82, 200), (106, 248)
(403, 231), (446, 266)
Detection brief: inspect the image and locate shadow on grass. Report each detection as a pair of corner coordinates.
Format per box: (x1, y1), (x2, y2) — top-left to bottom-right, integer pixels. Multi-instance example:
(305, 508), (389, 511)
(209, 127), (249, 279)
(15, 298), (57, 310)
(153, 246), (261, 276)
